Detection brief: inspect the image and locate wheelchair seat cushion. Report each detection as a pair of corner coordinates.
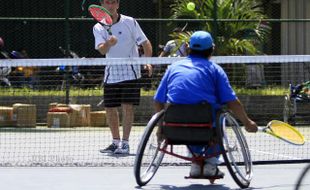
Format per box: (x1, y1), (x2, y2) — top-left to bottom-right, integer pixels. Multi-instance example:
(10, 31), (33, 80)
(162, 103), (215, 145)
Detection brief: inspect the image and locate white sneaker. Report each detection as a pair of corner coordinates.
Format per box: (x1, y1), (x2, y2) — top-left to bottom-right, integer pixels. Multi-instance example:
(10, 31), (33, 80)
(190, 162), (201, 177)
(203, 163), (224, 178)
(114, 143), (130, 154)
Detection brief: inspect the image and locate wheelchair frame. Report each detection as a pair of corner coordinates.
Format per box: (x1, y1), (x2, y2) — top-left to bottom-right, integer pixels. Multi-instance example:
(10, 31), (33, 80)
(134, 110), (253, 189)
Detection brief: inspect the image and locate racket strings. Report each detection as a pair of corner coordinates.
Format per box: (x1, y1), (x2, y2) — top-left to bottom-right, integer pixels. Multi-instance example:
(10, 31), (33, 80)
(270, 123), (304, 144)
(89, 7), (113, 25)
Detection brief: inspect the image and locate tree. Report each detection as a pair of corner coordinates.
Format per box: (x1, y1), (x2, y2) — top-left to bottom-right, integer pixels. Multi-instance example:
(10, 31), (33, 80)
(169, 0), (270, 56)
(166, 0), (271, 87)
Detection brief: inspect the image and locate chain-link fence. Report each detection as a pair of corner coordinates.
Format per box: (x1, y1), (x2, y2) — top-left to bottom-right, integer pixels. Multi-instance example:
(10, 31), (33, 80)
(0, 0), (309, 58)
(1, 0), (309, 90)
(0, 1), (310, 167)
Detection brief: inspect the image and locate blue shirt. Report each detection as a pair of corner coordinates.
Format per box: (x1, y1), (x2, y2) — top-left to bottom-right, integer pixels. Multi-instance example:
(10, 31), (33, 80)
(154, 55), (237, 110)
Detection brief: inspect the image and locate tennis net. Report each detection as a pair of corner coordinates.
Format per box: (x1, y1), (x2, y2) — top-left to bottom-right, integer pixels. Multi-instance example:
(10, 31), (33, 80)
(0, 55), (309, 166)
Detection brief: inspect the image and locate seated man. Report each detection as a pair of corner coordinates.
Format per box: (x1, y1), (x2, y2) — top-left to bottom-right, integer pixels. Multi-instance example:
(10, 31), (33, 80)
(291, 81), (310, 100)
(0, 37), (12, 86)
(159, 27), (188, 57)
(153, 31), (257, 178)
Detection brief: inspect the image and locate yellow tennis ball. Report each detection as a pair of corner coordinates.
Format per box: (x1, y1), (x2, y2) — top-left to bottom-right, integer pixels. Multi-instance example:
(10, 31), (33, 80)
(187, 2), (195, 11)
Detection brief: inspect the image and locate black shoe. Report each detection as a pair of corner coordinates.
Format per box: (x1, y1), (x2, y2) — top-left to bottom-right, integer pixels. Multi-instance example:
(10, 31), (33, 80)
(99, 143), (118, 153)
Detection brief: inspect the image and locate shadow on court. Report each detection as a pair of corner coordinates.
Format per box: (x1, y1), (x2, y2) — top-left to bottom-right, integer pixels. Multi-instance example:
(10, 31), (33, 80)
(150, 184), (239, 190)
(136, 183), (294, 190)
(102, 153), (136, 157)
(135, 184), (262, 190)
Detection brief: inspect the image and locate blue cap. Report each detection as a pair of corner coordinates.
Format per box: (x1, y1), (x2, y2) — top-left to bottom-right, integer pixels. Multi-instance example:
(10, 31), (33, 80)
(189, 31), (214, 51)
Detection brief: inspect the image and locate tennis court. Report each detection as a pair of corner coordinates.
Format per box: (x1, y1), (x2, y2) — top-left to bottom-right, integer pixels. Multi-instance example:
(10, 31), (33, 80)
(0, 56), (309, 190)
(0, 164), (307, 190)
(1, 0), (310, 189)
(0, 124), (309, 167)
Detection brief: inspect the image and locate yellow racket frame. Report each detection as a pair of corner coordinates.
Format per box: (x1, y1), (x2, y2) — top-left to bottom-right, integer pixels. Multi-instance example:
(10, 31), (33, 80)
(258, 120), (305, 145)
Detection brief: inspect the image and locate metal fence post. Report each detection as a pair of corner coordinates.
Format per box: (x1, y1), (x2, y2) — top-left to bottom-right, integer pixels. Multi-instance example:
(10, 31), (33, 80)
(64, 0), (71, 105)
(213, 0), (218, 54)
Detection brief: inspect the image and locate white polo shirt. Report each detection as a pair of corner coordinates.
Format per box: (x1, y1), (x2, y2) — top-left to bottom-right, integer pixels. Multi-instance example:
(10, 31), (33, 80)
(93, 14), (148, 84)
(163, 40), (187, 57)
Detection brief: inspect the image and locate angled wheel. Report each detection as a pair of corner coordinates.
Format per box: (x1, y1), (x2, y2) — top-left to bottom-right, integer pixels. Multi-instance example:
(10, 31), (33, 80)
(134, 110), (166, 186)
(217, 112), (253, 189)
(283, 95), (290, 123)
(283, 95), (295, 125)
(295, 164), (310, 190)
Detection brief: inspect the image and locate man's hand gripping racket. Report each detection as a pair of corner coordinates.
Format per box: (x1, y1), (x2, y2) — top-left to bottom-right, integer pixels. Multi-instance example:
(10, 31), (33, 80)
(88, 4), (113, 35)
(258, 120), (305, 145)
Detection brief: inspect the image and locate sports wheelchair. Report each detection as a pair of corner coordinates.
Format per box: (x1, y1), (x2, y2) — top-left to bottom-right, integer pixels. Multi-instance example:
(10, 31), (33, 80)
(134, 103), (253, 189)
(283, 83), (310, 125)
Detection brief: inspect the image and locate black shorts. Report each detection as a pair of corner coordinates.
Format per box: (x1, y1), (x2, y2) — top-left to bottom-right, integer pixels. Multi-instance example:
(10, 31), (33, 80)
(103, 79), (141, 107)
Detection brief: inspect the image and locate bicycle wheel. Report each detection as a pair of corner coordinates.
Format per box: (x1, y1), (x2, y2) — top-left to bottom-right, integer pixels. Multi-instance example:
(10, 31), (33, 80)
(217, 112), (253, 189)
(134, 110), (166, 186)
(295, 164), (310, 190)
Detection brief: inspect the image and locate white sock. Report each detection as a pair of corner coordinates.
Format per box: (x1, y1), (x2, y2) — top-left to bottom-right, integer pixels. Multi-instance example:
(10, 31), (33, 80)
(122, 139), (129, 146)
(112, 139), (120, 146)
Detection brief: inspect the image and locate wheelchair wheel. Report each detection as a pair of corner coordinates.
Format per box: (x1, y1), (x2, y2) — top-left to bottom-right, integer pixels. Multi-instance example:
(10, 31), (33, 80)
(134, 110), (166, 186)
(283, 95), (290, 123)
(217, 112), (253, 189)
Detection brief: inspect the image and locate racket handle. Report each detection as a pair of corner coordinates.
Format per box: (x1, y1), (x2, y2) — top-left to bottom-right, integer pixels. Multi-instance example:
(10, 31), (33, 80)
(257, 127), (265, 132)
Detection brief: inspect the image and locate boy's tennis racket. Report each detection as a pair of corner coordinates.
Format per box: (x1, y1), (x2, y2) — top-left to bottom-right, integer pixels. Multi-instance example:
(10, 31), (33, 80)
(88, 4), (113, 35)
(258, 120), (305, 145)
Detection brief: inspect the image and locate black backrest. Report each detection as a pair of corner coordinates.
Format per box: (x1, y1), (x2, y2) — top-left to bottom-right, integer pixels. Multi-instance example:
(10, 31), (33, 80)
(163, 103), (213, 124)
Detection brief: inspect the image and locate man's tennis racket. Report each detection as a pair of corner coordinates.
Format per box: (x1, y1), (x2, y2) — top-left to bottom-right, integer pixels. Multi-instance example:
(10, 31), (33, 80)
(258, 120), (305, 145)
(88, 4), (113, 35)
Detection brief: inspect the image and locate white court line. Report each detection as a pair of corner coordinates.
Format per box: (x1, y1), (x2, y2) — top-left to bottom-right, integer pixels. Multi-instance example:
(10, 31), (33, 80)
(249, 148), (302, 160)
